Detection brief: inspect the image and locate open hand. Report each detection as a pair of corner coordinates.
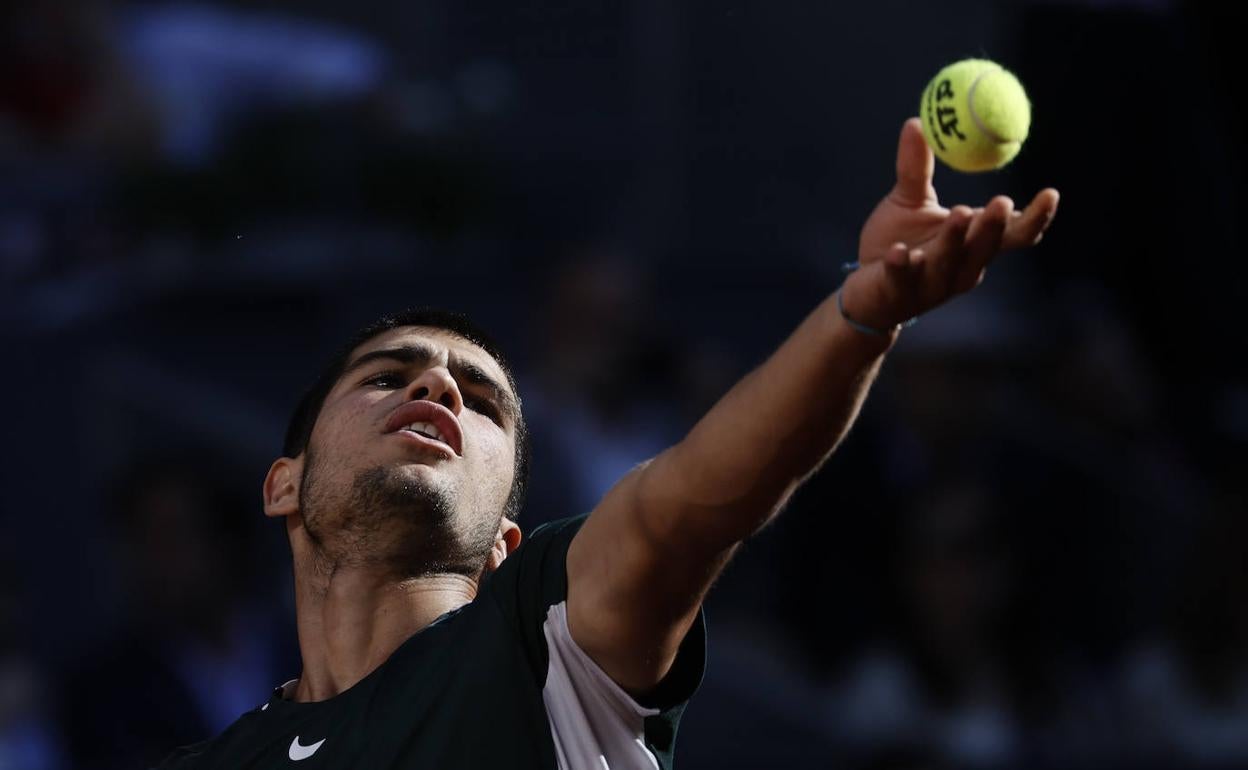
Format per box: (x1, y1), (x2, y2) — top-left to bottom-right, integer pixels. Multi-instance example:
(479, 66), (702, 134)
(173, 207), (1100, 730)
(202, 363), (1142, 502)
(843, 118), (1060, 331)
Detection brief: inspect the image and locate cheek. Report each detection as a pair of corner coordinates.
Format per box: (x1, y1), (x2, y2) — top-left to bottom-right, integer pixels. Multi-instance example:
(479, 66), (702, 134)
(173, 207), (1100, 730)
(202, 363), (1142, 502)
(313, 395), (385, 458)
(470, 424), (516, 490)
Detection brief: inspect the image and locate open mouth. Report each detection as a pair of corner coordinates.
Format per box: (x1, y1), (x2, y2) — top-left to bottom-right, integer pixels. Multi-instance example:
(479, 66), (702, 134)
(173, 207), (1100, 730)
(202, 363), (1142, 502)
(393, 427), (455, 458)
(384, 400), (464, 456)
(397, 421), (448, 446)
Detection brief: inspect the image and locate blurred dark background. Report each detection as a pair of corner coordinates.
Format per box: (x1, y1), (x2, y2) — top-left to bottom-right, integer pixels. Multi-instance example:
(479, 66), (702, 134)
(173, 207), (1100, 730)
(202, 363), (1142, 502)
(2, 1), (1245, 768)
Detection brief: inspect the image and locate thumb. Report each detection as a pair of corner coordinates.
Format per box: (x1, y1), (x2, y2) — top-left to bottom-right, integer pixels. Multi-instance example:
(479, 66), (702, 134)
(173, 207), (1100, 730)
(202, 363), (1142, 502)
(893, 118), (935, 207)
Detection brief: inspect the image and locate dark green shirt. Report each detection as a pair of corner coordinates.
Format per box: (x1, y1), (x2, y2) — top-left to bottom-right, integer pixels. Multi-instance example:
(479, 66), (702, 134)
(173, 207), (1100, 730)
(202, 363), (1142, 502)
(156, 516), (706, 769)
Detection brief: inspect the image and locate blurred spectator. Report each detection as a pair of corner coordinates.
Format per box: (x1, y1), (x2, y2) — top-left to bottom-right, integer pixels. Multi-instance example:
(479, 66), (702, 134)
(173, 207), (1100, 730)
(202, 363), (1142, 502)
(120, 2), (386, 166)
(523, 248), (726, 520)
(0, 561), (64, 770)
(1120, 497), (1248, 768)
(57, 450), (292, 770)
(0, 3), (157, 158)
(0, 2), (155, 291)
(825, 474), (1114, 769)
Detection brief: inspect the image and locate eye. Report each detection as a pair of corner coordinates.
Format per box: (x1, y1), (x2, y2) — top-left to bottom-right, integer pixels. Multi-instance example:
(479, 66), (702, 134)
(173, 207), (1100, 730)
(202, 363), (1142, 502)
(363, 371), (405, 389)
(465, 395), (501, 424)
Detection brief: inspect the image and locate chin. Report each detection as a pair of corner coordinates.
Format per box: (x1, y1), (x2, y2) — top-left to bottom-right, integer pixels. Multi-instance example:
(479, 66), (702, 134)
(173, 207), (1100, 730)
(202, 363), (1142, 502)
(390, 459), (449, 484)
(382, 463), (457, 508)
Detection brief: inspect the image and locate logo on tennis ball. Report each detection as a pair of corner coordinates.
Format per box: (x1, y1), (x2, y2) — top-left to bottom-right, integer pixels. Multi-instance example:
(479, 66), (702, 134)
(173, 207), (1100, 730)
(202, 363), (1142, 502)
(929, 78), (966, 149)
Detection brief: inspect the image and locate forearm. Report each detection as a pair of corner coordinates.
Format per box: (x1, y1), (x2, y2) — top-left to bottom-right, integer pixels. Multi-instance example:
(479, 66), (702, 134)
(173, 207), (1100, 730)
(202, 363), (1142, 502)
(634, 289), (894, 554)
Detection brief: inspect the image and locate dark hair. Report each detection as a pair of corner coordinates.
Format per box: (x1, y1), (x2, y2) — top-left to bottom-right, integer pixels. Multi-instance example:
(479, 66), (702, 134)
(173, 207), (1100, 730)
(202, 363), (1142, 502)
(283, 308), (529, 520)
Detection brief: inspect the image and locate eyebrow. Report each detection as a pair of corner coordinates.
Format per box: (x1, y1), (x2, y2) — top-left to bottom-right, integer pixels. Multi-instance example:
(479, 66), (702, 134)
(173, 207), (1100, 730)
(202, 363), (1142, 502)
(341, 343), (519, 424)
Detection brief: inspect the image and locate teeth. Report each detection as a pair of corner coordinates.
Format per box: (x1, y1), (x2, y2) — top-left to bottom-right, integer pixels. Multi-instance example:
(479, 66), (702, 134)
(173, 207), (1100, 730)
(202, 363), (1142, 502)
(401, 421), (445, 443)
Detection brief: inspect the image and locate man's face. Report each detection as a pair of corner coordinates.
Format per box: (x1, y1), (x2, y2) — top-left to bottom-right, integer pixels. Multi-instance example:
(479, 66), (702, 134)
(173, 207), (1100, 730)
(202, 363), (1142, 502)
(294, 326), (519, 578)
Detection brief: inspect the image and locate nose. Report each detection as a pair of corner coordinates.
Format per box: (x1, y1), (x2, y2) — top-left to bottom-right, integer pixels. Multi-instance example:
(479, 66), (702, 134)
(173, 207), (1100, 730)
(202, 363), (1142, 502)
(405, 367), (463, 415)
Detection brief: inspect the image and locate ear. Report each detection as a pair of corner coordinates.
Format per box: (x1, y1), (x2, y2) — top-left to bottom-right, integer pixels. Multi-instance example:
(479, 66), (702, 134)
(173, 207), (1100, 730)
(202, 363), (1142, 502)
(263, 456), (303, 519)
(485, 517), (523, 573)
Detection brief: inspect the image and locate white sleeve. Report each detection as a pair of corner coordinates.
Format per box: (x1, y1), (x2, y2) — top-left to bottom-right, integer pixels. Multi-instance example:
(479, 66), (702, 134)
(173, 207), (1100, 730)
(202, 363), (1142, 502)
(541, 601), (662, 770)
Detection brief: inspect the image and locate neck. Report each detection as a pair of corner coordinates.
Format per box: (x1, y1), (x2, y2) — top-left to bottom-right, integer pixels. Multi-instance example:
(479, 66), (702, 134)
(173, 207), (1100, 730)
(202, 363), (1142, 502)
(288, 536), (480, 702)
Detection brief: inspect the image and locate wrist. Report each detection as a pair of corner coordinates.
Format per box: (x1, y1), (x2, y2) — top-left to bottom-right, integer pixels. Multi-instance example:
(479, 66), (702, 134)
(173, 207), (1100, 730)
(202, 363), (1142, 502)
(837, 289), (902, 339)
(820, 293), (898, 356)
(837, 270), (905, 340)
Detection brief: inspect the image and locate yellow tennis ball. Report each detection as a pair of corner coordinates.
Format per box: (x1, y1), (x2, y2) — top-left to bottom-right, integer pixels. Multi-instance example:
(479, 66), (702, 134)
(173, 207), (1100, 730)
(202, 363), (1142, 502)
(919, 59), (1031, 173)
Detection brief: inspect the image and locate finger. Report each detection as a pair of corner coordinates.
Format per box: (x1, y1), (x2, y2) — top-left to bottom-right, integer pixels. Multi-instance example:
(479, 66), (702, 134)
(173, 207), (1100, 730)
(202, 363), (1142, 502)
(1003, 188), (1060, 250)
(963, 194), (1013, 264)
(882, 242), (920, 292)
(917, 206), (973, 290)
(883, 241), (910, 268)
(892, 118), (936, 208)
(957, 196), (1012, 290)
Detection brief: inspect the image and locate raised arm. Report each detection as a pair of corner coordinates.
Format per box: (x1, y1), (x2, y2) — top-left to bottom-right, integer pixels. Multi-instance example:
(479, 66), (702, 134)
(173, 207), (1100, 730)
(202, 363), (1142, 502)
(566, 118), (1060, 694)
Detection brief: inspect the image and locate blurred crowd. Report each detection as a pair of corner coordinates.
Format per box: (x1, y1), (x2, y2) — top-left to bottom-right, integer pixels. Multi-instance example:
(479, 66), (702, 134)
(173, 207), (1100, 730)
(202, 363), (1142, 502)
(2, 1), (1245, 769)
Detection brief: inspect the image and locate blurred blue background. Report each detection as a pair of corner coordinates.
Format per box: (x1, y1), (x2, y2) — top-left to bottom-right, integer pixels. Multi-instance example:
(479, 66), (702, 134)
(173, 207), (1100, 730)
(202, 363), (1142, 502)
(2, 1), (1246, 768)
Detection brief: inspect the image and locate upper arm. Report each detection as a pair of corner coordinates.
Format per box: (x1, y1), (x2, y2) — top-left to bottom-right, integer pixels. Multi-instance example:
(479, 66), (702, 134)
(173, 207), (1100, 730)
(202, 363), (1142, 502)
(565, 449), (734, 696)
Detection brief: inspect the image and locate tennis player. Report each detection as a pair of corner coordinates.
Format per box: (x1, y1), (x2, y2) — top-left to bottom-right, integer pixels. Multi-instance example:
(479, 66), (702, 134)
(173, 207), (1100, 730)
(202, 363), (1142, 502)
(156, 119), (1058, 769)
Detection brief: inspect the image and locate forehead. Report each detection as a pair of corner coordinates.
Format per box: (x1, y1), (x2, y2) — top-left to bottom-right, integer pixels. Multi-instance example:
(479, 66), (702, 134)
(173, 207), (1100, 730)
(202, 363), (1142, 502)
(347, 326), (512, 391)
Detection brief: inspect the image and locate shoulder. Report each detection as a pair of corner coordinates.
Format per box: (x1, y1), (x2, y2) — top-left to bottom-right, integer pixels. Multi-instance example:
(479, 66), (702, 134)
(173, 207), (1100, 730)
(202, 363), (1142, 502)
(153, 740), (211, 769)
(521, 515), (589, 554)
(485, 514), (588, 605)
(470, 515), (588, 680)
(151, 703), (270, 769)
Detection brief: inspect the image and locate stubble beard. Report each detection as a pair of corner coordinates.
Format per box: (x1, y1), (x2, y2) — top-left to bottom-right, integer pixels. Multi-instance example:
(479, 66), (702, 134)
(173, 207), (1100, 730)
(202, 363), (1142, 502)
(299, 446), (499, 578)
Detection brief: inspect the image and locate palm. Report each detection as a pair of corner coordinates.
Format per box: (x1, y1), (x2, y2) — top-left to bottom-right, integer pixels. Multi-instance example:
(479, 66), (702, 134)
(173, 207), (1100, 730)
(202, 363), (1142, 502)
(842, 118), (1061, 330)
(859, 189), (946, 266)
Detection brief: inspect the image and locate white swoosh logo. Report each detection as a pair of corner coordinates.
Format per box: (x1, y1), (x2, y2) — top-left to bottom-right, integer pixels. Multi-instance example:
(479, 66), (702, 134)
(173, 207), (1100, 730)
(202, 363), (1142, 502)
(288, 736), (326, 761)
